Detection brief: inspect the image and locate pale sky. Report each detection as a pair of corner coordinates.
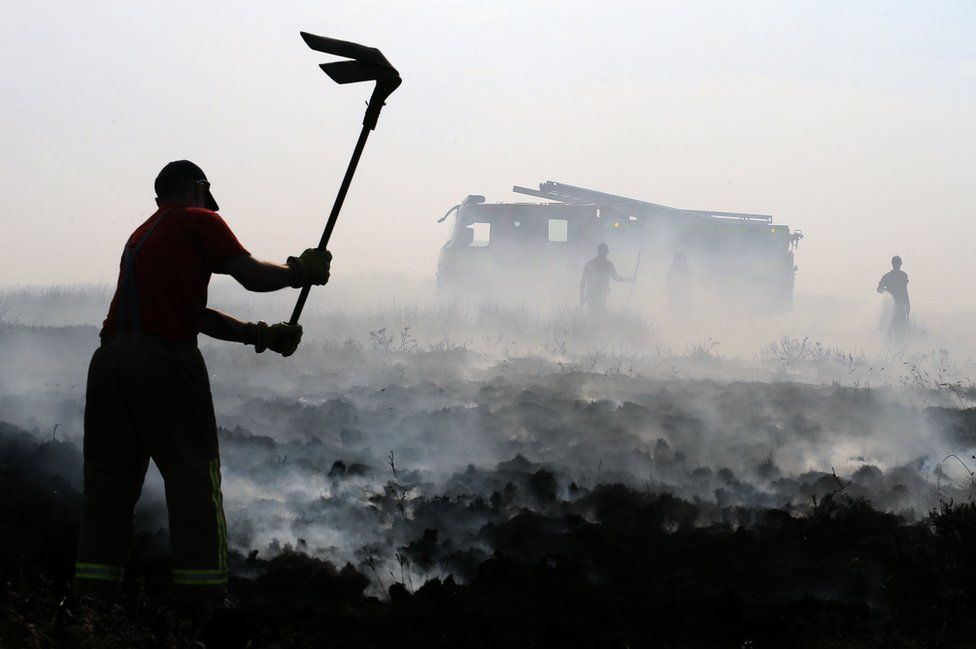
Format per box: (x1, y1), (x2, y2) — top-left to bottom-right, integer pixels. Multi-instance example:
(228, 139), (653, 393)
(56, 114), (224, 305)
(2, 1), (975, 312)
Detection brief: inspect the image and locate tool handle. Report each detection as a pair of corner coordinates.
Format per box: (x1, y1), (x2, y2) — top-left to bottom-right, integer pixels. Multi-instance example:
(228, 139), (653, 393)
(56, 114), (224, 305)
(288, 124), (372, 326)
(626, 251), (642, 308)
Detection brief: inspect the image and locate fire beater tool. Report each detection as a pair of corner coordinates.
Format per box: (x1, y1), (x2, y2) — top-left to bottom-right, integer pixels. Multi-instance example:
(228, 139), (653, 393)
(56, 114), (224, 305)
(289, 31), (402, 325)
(626, 250), (642, 308)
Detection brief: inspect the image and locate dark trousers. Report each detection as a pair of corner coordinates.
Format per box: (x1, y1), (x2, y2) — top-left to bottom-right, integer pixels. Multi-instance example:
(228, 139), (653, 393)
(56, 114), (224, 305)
(75, 335), (228, 591)
(585, 291), (608, 313)
(888, 302), (910, 344)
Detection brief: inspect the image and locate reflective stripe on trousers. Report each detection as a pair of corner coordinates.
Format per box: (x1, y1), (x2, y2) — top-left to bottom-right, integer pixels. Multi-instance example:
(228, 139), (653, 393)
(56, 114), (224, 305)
(75, 562), (124, 583)
(172, 459), (229, 586)
(172, 568), (229, 587)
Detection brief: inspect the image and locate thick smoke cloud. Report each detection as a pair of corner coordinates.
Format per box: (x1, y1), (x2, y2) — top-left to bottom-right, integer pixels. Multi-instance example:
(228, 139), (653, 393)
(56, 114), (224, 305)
(3, 285), (976, 595)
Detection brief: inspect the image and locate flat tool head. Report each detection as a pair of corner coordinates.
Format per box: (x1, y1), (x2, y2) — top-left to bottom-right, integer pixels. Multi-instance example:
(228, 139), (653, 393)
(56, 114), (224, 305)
(300, 32), (394, 69)
(320, 60), (400, 85)
(300, 31), (401, 129)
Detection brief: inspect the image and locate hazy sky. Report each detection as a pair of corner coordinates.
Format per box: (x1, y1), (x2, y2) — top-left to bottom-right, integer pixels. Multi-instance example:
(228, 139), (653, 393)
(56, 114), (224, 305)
(2, 1), (975, 312)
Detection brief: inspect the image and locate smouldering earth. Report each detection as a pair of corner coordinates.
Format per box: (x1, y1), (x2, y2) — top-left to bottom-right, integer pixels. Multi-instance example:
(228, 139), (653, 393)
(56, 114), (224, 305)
(3, 301), (976, 646)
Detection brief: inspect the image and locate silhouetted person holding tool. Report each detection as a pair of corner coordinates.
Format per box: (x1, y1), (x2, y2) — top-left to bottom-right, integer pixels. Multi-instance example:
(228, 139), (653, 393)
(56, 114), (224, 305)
(877, 255), (910, 343)
(580, 243), (634, 312)
(75, 161), (330, 610)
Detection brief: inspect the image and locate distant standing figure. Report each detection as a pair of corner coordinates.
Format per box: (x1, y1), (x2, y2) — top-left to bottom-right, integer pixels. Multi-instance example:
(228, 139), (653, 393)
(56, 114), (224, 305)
(667, 252), (693, 315)
(580, 243), (634, 312)
(877, 255), (910, 342)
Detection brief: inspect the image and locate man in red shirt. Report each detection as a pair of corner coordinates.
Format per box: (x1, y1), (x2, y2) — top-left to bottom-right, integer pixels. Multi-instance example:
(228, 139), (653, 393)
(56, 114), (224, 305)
(75, 160), (330, 602)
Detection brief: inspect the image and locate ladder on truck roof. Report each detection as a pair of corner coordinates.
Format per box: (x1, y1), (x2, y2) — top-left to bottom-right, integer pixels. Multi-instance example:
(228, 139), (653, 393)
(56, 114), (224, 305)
(512, 181), (773, 224)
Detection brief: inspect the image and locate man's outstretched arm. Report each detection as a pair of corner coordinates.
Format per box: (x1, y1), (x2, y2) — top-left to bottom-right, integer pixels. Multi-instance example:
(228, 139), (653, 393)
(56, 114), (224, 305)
(610, 263), (636, 283)
(217, 249), (331, 293)
(218, 255), (293, 292)
(200, 308), (257, 344)
(201, 308), (303, 357)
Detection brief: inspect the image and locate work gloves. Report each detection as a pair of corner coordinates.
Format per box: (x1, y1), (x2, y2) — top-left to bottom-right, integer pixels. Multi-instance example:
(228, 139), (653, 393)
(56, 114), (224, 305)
(257, 248), (325, 354)
(252, 321), (303, 357)
(287, 248), (332, 288)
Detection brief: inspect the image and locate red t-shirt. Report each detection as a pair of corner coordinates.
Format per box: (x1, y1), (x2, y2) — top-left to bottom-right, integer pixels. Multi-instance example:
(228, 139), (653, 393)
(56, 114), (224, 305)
(101, 203), (249, 342)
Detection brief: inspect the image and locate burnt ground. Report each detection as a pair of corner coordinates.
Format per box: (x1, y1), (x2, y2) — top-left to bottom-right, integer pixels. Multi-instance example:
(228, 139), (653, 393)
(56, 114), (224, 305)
(4, 318), (976, 647)
(4, 420), (976, 648)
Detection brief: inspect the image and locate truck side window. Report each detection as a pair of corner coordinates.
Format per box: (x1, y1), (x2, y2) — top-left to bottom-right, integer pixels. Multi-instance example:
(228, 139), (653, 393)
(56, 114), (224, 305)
(469, 222), (491, 247)
(547, 219), (568, 242)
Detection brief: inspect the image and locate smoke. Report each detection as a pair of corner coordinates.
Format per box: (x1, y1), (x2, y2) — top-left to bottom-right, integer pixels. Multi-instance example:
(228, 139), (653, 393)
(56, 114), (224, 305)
(3, 282), (976, 594)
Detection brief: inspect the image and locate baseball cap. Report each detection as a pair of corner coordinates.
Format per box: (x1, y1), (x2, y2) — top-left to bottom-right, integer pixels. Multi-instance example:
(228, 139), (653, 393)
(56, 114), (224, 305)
(154, 160), (219, 211)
